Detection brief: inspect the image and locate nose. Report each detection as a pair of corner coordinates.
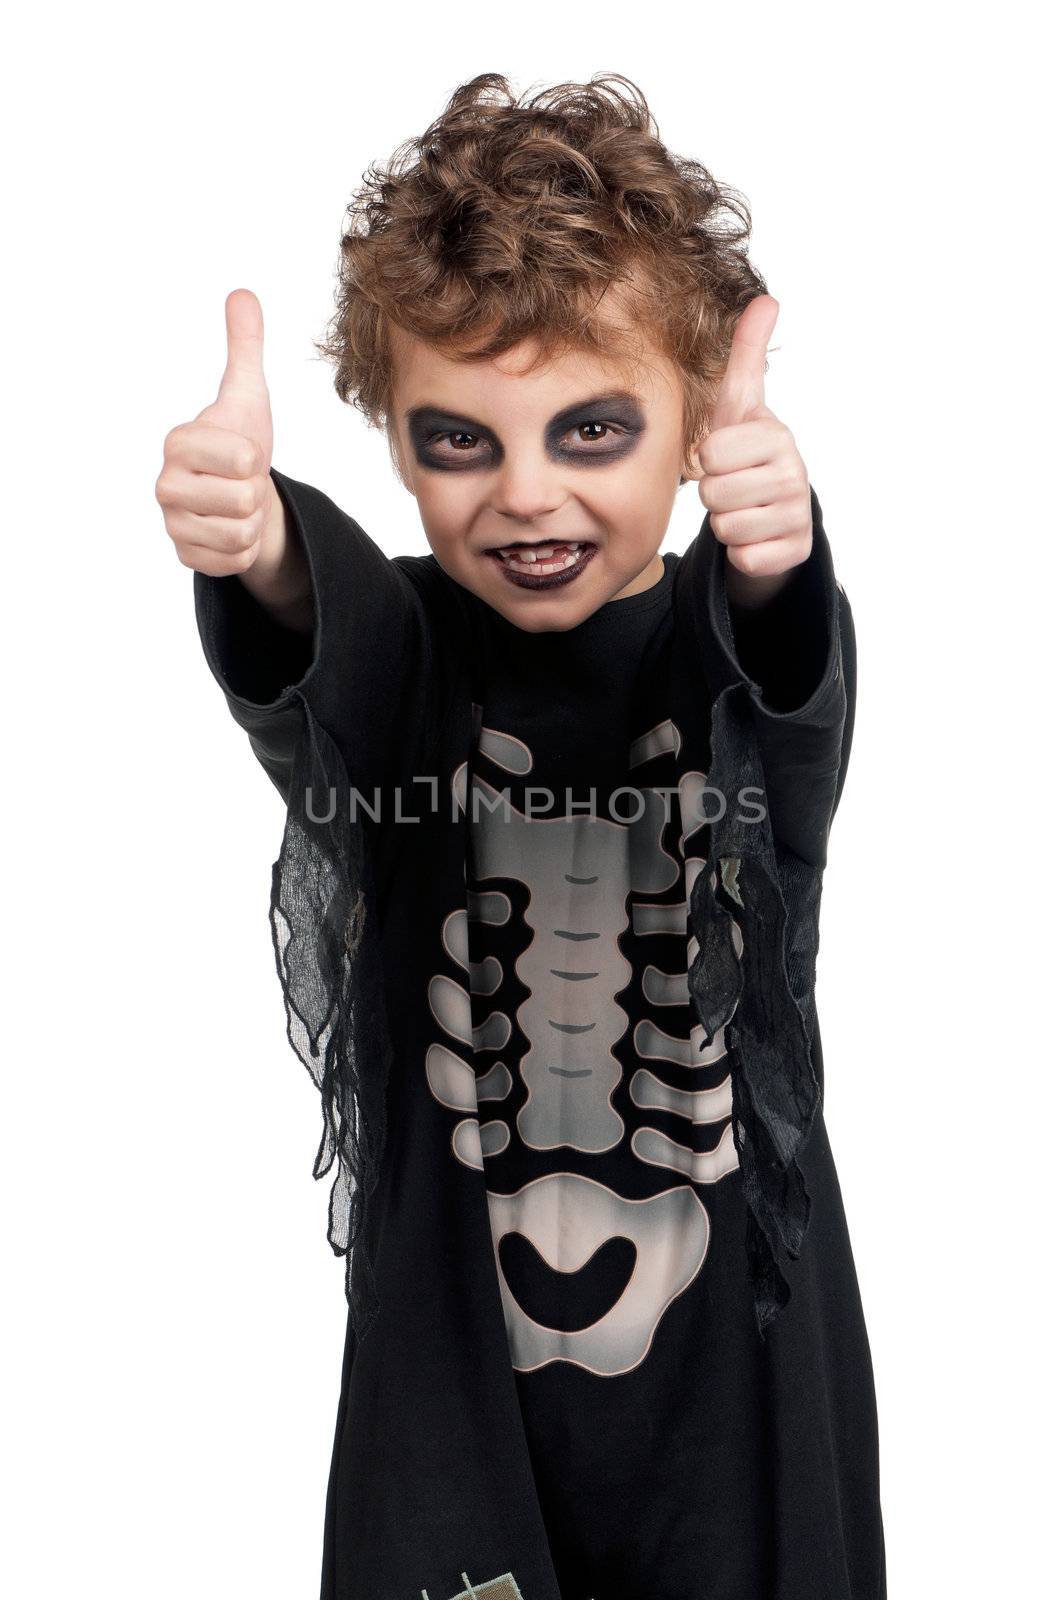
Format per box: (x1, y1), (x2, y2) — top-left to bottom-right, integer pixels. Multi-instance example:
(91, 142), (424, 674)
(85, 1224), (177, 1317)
(490, 452), (566, 523)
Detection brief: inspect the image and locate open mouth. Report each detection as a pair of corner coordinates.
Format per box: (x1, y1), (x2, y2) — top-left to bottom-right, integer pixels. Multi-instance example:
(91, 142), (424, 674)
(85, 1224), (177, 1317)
(486, 539), (598, 589)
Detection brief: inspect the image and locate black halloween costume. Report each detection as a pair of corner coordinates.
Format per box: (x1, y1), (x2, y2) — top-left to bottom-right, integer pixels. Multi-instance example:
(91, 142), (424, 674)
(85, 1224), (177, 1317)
(193, 468), (886, 1600)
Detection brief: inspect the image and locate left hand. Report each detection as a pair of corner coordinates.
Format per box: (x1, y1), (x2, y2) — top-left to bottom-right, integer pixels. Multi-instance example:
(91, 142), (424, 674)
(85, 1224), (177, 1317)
(685, 295), (813, 603)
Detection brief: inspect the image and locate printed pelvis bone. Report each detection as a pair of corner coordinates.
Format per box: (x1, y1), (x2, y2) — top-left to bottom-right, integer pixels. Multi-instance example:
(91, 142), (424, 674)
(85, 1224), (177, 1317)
(425, 729), (741, 1374)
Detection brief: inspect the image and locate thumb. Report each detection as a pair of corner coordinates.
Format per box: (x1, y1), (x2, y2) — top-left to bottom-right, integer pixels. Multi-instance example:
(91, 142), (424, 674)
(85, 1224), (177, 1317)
(196, 288), (273, 465)
(215, 287), (267, 408)
(709, 294), (779, 431)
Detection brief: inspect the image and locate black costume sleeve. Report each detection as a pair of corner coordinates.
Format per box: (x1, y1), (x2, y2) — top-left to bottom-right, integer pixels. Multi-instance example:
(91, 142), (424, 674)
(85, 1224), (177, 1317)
(192, 466), (446, 803)
(192, 466), (469, 1340)
(680, 484), (855, 867)
(678, 486), (857, 1336)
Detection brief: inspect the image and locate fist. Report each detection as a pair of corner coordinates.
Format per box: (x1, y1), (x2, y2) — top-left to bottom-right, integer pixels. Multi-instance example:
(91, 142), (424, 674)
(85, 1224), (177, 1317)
(155, 288), (283, 578)
(685, 295), (813, 592)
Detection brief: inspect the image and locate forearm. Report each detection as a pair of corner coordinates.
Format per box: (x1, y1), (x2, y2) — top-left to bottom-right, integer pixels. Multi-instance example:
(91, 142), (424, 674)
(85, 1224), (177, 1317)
(723, 554), (799, 611)
(237, 476), (314, 633)
(723, 502), (835, 716)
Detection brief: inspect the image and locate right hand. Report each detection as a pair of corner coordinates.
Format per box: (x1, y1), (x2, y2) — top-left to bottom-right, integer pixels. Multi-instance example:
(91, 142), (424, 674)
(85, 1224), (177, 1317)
(155, 288), (288, 582)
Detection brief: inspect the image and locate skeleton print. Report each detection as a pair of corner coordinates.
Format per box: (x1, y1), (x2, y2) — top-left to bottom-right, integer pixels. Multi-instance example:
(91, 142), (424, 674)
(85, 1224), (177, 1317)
(420, 1573), (525, 1600)
(425, 705), (744, 1378)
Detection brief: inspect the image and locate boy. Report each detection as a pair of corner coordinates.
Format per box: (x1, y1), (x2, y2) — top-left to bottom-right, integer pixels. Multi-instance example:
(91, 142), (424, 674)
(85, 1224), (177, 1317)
(155, 73), (883, 1600)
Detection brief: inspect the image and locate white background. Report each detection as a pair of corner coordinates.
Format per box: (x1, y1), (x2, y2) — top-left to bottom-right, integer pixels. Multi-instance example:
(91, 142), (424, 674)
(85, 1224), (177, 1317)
(3, 3), (1059, 1595)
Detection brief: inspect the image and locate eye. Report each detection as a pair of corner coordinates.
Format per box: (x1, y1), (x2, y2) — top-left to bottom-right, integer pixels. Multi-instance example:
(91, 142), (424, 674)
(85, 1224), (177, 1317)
(428, 429), (485, 456)
(563, 421), (620, 447)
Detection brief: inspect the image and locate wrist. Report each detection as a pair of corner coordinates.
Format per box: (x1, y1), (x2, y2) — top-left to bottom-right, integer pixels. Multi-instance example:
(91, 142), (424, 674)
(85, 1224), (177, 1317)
(724, 554), (799, 611)
(239, 479), (313, 631)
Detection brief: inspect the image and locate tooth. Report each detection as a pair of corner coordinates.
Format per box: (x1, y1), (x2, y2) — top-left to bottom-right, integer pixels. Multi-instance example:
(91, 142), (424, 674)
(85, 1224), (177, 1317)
(496, 541), (588, 574)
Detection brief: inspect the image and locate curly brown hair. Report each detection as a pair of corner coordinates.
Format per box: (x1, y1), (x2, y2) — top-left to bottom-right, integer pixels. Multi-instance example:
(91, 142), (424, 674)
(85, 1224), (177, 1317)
(314, 71), (768, 482)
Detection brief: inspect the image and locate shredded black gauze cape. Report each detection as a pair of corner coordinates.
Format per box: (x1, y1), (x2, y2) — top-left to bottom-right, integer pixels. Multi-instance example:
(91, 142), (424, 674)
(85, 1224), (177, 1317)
(230, 476), (855, 1348)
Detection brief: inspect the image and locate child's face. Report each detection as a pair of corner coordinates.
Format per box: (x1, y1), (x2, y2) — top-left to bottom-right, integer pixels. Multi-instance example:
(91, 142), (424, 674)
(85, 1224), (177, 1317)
(388, 320), (694, 633)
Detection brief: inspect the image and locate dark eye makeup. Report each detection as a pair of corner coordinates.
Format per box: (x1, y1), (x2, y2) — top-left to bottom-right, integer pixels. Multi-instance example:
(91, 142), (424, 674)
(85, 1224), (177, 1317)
(405, 392), (647, 471)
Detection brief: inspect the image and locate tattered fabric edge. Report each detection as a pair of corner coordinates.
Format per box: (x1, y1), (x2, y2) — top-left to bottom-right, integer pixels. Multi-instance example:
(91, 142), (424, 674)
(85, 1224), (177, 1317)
(687, 681), (825, 1340)
(267, 689), (395, 1344)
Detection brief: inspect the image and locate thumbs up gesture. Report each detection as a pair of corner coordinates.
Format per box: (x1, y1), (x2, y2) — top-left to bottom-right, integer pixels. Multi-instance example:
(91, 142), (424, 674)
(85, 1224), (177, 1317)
(685, 295), (813, 606)
(155, 290), (301, 609)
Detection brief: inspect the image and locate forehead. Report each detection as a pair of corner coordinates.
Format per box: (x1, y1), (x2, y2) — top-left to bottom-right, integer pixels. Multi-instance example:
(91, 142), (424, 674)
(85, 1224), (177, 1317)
(387, 320), (678, 422)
